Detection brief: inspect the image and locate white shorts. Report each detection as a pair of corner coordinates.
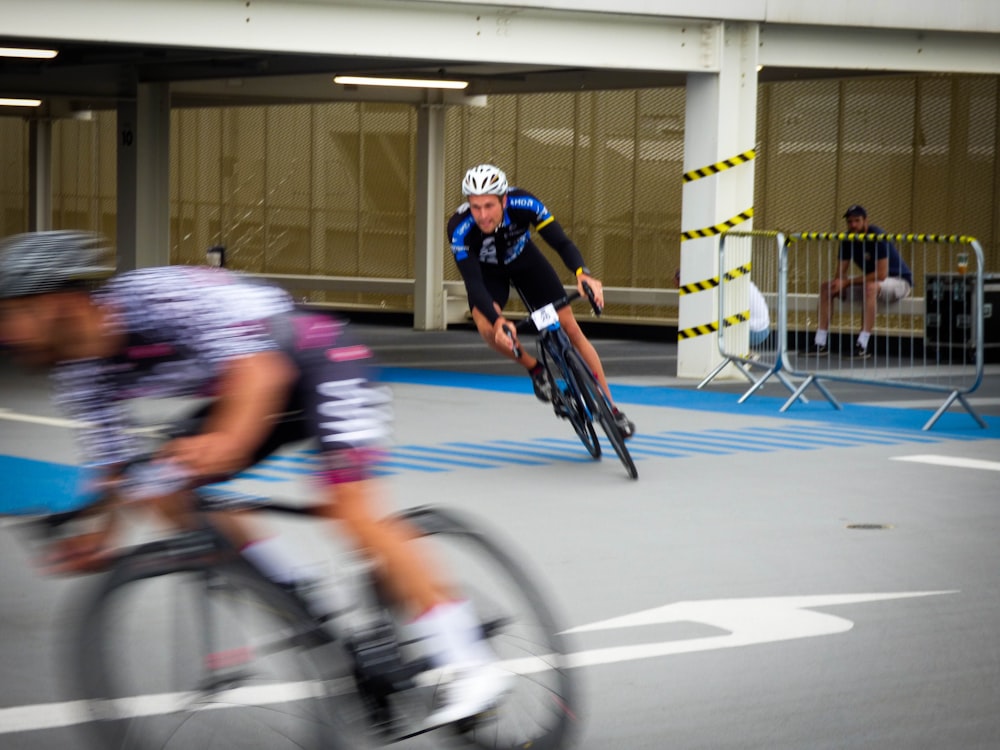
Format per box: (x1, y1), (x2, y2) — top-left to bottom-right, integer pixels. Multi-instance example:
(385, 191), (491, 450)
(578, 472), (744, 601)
(842, 277), (912, 303)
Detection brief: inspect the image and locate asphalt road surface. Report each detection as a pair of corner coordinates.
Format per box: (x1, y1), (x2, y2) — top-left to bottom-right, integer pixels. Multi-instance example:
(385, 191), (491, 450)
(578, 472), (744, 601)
(1, 323), (999, 749)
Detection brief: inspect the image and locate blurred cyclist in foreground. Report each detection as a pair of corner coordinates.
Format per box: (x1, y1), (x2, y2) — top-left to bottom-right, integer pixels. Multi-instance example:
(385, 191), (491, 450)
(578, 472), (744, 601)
(0, 230), (510, 729)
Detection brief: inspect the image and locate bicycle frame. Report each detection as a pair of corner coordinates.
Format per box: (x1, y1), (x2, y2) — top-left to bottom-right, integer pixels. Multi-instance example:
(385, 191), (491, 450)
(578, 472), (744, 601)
(509, 287), (638, 479)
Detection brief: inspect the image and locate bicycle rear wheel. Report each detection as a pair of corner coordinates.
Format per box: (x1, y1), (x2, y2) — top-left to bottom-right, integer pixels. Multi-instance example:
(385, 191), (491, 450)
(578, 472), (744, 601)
(73, 541), (356, 750)
(565, 350), (638, 480)
(396, 505), (578, 750)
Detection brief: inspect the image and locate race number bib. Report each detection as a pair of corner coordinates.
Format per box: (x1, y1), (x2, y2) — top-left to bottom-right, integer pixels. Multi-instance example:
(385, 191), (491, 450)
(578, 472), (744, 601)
(530, 303), (559, 330)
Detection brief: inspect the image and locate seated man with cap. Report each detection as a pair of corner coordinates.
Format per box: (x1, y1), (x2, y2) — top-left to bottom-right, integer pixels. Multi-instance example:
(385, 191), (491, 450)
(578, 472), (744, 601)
(811, 204), (913, 359)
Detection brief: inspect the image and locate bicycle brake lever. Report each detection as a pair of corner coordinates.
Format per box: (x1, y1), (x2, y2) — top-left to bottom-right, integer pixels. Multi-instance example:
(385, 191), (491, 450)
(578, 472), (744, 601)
(503, 324), (522, 359)
(581, 281), (602, 316)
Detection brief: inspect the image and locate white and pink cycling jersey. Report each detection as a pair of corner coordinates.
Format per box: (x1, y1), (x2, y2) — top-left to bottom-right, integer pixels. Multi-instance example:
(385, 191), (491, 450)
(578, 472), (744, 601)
(53, 266), (390, 485)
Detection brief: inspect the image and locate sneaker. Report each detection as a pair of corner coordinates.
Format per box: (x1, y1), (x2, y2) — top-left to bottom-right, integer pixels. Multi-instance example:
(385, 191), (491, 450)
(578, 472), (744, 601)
(809, 343), (829, 356)
(612, 409), (635, 439)
(421, 662), (514, 730)
(851, 344), (871, 360)
(530, 365), (553, 402)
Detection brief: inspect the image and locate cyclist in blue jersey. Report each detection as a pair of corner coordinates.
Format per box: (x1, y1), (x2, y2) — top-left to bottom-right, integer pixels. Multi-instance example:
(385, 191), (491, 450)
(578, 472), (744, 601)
(448, 164), (635, 438)
(0, 230), (511, 729)
(810, 205), (913, 359)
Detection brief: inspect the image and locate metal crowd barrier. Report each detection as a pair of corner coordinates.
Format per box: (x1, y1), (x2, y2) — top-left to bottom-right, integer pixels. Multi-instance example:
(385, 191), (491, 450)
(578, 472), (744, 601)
(698, 231), (800, 402)
(701, 231), (989, 431)
(782, 232), (986, 430)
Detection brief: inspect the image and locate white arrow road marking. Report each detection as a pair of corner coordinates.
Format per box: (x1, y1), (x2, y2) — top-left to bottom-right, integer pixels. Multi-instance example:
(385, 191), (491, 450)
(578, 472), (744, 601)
(562, 591), (958, 669)
(0, 591), (957, 735)
(891, 454), (1000, 472)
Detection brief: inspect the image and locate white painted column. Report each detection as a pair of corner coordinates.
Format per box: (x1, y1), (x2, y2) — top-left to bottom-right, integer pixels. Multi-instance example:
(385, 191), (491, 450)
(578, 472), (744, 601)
(117, 82), (171, 270)
(413, 95), (446, 330)
(28, 119), (52, 231)
(678, 21), (758, 378)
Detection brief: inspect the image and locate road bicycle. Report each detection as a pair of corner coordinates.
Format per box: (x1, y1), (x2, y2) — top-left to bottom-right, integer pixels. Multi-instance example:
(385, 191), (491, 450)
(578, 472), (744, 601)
(28, 450), (577, 749)
(508, 285), (638, 480)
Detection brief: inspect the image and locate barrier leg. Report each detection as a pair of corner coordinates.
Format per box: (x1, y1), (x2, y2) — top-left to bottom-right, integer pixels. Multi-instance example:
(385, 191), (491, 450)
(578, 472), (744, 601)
(922, 391), (988, 431)
(697, 357), (753, 389)
(736, 367), (809, 404)
(781, 374), (841, 413)
(776, 371), (808, 402)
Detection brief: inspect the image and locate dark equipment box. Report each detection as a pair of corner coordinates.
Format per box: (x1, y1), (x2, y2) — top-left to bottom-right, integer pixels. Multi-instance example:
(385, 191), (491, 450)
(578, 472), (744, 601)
(925, 273), (1000, 363)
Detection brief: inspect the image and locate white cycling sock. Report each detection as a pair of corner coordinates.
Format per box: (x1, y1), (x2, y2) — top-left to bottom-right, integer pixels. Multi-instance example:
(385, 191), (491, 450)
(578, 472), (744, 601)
(411, 600), (496, 668)
(815, 330), (828, 346)
(857, 331), (871, 349)
(240, 536), (305, 585)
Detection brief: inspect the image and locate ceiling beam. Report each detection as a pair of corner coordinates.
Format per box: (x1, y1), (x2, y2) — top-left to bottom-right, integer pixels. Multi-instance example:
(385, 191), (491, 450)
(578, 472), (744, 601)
(1, 0), (720, 73)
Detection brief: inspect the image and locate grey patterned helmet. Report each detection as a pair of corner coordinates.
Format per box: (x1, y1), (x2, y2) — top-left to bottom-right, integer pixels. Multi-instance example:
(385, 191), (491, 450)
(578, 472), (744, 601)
(0, 230), (114, 299)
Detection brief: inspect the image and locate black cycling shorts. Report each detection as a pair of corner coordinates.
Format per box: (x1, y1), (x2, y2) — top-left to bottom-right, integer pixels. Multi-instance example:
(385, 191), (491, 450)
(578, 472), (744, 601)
(182, 311), (391, 486)
(478, 244), (568, 313)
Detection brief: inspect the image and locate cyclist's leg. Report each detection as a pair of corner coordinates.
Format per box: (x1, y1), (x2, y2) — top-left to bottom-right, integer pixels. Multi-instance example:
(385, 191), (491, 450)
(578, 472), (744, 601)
(510, 250), (617, 411)
(471, 266), (541, 370)
(292, 316), (513, 721)
(557, 307), (613, 400)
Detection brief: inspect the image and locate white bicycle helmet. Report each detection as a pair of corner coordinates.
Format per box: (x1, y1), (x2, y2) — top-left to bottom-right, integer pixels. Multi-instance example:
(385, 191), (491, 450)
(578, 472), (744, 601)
(0, 230), (114, 299)
(461, 164), (508, 196)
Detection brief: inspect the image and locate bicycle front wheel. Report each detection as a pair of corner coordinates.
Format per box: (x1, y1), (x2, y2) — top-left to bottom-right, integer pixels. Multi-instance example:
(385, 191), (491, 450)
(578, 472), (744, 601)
(543, 348), (600, 458)
(73, 545), (352, 750)
(565, 350), (638, 480)
(397, 505), (578, 750)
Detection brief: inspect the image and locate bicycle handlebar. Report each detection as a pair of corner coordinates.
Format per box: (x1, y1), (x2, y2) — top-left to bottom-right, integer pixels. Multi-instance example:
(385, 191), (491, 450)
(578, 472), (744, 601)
(504, 281), (602, 359)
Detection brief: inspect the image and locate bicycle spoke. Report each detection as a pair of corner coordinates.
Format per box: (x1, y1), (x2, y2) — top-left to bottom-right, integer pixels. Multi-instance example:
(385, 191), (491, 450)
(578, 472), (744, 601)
(76, 564), (344, 750)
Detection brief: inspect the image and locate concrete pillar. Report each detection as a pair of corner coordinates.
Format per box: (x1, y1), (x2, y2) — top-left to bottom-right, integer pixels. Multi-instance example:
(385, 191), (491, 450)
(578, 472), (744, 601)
(27, 119), (52, 231)
(413, 95), (447, 330)
(117, 81), (171, 270)
(678, 21), (758, 378)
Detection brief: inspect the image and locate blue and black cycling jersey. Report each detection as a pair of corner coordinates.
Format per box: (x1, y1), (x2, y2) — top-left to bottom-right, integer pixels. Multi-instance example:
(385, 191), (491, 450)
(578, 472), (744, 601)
(447, 188), (586, 324)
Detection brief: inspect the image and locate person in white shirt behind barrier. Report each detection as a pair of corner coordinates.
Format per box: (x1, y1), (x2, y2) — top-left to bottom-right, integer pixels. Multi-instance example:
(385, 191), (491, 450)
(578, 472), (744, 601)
(674, 267), (771, 349)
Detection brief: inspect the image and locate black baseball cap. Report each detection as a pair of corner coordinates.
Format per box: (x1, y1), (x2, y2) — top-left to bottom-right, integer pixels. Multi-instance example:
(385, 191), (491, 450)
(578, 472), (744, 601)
(843, 204), (867, 218)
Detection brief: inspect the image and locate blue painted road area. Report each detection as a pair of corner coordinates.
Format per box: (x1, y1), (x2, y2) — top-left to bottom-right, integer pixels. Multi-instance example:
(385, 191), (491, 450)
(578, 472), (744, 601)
(3, 369), (996, 516)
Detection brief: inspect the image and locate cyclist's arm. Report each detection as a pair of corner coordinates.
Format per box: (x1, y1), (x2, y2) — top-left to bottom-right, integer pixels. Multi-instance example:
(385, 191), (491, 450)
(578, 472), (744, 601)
(164, 349), (297, 478)
(537, 219), (587, 276)
(53, 360), (136, 478)
(454, 251), (503, 325)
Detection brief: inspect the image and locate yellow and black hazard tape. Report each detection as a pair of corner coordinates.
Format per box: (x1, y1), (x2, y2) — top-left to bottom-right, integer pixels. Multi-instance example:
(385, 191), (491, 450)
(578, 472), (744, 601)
(681, 208), (754, 242)
(790, 232), (978, 245)
(677, 263), (752, 296)
(677, 310), (751, 341)
(683, 149), (756, 183)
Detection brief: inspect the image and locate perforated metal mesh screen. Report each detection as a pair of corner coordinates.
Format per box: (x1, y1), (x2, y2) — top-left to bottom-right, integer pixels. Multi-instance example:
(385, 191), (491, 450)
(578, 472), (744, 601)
(1, 73), (997, 323)
(172, 103), (418, 309)
(51, 117), (117, 239)
(0, 119), (28, 236)
(756, 75), (999, 267)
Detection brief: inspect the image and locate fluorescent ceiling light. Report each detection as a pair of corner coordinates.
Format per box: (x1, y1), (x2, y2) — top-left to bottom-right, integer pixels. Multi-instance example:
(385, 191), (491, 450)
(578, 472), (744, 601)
(0, 97), (42, 107)
(0, 47), (58, 59)
(334, 75), (468, 90)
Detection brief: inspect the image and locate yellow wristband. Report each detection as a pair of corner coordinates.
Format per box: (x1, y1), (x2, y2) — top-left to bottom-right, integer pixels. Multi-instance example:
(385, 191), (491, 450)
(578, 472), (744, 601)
(575, 266), (590, 277)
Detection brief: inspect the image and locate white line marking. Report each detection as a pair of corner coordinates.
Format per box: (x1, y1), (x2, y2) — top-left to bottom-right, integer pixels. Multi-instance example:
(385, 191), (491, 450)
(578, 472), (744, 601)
(0, 590), (956, 735)
(859, 397), (1000, 408)
(891, 454), (1000, 472)
(562, 591), (956, 667)
(0, 409), (81, 429)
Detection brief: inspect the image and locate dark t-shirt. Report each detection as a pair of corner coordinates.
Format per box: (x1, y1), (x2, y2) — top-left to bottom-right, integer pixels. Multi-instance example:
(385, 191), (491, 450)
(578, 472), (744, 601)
(839, 224), (913, 285)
